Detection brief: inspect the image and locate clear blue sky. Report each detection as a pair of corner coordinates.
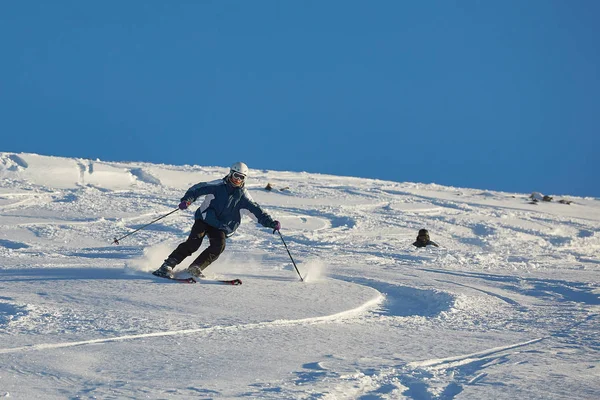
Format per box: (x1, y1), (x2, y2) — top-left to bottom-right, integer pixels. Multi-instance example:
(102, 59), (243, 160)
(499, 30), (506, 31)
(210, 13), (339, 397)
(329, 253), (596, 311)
(1, 1), (598, 197)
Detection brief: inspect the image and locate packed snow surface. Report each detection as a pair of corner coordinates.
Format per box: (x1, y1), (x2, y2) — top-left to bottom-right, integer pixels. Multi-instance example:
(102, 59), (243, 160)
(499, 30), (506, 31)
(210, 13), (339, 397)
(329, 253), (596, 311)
(0, 152), (598, 399)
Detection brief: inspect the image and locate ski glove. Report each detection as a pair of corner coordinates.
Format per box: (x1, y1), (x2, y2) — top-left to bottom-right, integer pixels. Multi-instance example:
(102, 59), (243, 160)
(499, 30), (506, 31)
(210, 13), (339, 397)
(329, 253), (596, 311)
(179, 200), (191, 210)
(271, 220), (281, 234)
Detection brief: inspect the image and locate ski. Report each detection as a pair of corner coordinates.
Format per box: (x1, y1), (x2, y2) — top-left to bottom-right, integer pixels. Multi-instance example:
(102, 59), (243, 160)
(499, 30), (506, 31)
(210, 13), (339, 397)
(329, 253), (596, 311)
(153, 274), (242, 285)
(154, 275), (197, 283)
(195, 277), (242, 285)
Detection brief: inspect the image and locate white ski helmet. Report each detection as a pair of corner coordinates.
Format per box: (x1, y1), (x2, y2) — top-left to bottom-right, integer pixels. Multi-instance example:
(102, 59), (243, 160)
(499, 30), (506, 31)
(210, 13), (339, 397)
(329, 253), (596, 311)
(230, 162), (249, 176)
(228, 162), (248, 187)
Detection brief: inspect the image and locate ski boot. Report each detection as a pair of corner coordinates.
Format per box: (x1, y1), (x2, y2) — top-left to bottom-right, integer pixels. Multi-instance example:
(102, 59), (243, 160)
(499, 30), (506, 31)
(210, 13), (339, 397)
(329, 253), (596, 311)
(152, 258), (177, 278)
(187, 264), (206, 279)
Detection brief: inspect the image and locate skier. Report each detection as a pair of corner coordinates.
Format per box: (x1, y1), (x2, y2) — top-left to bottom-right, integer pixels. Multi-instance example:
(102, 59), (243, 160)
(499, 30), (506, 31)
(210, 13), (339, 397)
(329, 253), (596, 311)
(413, 229), (439, 248)
(152, 162), (281, 279)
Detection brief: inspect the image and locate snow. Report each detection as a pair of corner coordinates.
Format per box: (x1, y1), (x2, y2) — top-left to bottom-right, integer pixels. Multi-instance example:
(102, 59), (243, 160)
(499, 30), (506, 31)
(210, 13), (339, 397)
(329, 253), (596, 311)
(0, 152), (598, 399)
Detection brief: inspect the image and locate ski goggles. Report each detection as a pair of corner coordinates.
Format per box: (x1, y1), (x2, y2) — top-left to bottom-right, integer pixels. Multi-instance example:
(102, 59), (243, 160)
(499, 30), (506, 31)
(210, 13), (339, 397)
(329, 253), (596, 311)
(231, 172), (246, 181)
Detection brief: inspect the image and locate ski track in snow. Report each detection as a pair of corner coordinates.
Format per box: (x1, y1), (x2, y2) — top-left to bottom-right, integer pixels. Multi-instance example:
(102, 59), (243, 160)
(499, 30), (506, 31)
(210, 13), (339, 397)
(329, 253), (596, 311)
(315, 338), (546, 400)
(0, 292), (384, 355)
(0, 152), (599, 399)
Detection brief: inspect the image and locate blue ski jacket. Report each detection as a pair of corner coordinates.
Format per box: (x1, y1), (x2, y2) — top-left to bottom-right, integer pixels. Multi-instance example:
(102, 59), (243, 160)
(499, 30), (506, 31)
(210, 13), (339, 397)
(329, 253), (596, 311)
(181, 178), (276, 235)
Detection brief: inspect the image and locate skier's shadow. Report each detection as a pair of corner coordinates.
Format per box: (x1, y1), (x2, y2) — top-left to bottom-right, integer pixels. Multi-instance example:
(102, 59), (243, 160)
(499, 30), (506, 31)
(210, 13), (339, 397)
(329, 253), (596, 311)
(0, 267), (148, 282)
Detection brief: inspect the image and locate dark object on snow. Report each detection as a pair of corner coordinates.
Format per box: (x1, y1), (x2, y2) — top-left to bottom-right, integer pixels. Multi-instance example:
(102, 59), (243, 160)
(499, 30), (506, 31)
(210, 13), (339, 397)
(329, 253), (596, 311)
(265, 183), (290, 192)
(529, 192), (553, 203)
(558, 199), (573, 205)
(413, 229), (439, 248)
(529, 192), (543, 201)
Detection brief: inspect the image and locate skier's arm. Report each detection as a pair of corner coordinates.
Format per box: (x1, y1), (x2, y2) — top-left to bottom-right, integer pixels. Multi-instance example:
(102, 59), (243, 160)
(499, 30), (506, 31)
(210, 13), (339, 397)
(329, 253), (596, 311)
(181, 181), (219, 204)
(242, 191), (276, 228)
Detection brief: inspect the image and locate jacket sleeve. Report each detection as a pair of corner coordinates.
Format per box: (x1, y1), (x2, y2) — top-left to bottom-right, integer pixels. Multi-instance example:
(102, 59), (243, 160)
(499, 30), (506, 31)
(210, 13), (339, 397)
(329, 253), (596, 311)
(242, 190), (275, 228)
(180, 181), (219, 203)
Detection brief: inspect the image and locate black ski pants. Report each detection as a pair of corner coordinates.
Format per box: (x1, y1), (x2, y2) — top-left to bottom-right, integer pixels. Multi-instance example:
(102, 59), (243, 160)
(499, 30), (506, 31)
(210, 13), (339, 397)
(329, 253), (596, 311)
(168, 219), (226, 270)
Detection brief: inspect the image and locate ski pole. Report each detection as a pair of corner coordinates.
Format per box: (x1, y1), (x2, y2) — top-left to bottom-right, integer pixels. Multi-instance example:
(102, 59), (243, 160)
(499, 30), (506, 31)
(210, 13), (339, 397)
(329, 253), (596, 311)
(277, 230), (303, 282)
(112, 208), (179, 244)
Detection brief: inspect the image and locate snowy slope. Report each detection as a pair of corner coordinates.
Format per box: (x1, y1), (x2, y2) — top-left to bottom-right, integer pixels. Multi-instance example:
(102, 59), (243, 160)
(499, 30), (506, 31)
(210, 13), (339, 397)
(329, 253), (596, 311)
(0, 152), (598, 399)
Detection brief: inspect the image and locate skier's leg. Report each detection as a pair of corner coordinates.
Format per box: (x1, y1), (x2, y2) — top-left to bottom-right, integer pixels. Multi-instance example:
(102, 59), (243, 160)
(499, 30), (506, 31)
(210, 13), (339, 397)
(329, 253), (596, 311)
(153, 220), (209, 277)
(167, 219), (209, 264)
(188, 227), (226, 276)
